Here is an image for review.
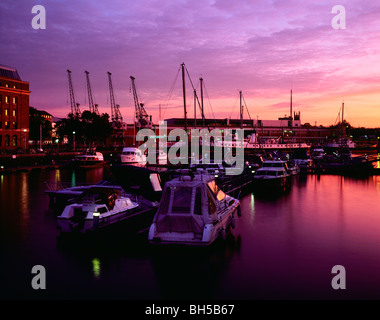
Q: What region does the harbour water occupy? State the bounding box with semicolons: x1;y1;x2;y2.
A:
1;166;380;300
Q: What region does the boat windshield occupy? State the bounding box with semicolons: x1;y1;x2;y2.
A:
263;162;284;167
158;186;202;215
207;180;225;201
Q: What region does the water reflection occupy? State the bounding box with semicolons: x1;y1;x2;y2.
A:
92;258;101;279
2;168;380;299
149;235;241;299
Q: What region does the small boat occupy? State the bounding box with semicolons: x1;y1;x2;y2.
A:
286;160;300;175
45;179;125;209
72;149;104;167
293;158;314;173
57;186;140;233
189;159;225;176
148;171;240;246
253;159;291;189
120;147;147;165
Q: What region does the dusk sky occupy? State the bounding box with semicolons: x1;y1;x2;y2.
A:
1;0;380;127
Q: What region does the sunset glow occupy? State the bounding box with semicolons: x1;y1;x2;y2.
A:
2;0;380;127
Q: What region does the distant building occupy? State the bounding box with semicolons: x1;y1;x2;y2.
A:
0;65;30;151
29;107;53;145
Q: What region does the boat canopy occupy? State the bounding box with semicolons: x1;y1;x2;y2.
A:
153;173;227;234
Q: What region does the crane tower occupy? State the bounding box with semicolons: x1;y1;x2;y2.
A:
107;72;123;124
130;76;152;128
85;70;99;115
67;69;81;116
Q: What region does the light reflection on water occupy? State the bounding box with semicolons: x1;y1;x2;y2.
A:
1;168;380;299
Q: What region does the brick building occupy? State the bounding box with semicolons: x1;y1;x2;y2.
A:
0;65;30;151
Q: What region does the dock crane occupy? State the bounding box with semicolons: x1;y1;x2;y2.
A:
85;70;99;115
130;76;152;128
67;69;81;116
107;72;123;125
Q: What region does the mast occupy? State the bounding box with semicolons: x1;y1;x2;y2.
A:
200;77;205;128
194;89;197;130
290;89;293;121
181;63;187;132
240;90;243;129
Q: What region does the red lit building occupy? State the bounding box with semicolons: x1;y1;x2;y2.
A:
0;65;30;151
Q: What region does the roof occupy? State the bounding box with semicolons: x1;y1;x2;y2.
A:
0;65;21;80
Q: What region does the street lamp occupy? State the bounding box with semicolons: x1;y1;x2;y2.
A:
23;129;27;152
73;131;76;152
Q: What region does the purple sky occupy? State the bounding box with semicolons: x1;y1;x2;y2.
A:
2;0;380;127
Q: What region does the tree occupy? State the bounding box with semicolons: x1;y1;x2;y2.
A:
55;111;113;148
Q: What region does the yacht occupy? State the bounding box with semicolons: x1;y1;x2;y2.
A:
72;149;104;167
148;171;240;246
57;186;139;233
120;147;147;165
253;160;291;189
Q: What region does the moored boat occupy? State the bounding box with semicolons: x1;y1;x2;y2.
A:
253;159;291;189
120;147;147;165
72;149;104;167
57;186;140;233
148;171;240;246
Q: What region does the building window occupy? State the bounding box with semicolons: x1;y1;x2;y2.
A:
12;97;17;104
5;84;9;88
5;96;9;103
5;121;9;129
12;135;17;147
12;109;16;117
5;109;8;116
13;85;17;89
12;121;17;129
4;135;9;147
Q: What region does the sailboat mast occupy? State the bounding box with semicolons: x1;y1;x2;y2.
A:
290;89;293;121
200;77;205;128
240;90;243;129
181;63;187;133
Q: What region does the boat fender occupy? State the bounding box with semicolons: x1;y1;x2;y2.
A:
237;205;242;218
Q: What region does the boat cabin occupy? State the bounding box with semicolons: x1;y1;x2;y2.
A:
153;173;228;235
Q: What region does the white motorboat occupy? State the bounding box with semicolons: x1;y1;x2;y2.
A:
120;147;147;165
148;172;240;246
57;186;139;233
72;149;104;167
253;160;291;189
45;179;125;209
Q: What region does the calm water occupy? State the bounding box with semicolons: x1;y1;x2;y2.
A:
1;166;380;300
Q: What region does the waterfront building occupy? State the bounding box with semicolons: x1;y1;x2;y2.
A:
162;116;332;146
0;65;30;152
29;107;53;146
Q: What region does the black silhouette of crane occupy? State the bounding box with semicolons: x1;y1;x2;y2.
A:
107;72;123;124
130;76;152;128
67;69;81;116
85;70;99;115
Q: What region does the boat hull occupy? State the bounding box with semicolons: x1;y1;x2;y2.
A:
57;202;148;234
148;202;240;246
253;176;290;189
